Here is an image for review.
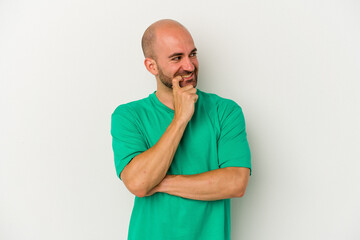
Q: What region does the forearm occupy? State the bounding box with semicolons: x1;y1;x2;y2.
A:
152;167;250;201
121;119;187;197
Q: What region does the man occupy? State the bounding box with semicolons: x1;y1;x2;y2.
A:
111;19;251;240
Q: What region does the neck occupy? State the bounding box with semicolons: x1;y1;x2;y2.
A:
155;79;175;110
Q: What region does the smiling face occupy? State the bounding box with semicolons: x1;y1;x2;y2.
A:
145;22;199;89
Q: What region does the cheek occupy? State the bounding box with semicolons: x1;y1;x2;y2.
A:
192;59;199;68
170;65;183;75
160;62;178;73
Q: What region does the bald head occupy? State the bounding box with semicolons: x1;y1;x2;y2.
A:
141;19;190;59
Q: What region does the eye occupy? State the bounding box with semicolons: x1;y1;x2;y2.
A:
190;52;197;57
171;56;181;61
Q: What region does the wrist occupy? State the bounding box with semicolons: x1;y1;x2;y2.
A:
158;175;177;193
170;117;188;131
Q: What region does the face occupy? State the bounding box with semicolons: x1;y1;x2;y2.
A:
153;27;199;89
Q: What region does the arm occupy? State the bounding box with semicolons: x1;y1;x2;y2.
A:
121;119;187;197
121;77;198;198
146;96;252;201
148;167;250;201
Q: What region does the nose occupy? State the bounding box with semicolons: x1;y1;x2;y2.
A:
182;57;195;72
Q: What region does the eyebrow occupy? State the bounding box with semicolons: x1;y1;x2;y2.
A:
168;48;197;59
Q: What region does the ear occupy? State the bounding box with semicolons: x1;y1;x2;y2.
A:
144;58;158;76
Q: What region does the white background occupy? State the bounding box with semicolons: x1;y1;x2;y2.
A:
1;0;359;239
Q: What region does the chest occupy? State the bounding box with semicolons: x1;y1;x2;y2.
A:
138;109;220;174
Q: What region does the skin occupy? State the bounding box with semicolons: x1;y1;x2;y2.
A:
121;19;250;200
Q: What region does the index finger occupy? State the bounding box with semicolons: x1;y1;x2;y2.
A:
172;75;183;90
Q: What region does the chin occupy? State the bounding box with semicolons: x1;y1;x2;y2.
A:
180;79;197;88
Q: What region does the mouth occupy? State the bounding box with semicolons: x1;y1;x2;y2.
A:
180;72;194;81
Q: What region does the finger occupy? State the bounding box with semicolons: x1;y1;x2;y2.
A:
187;87;197;94
181;84;195;91
172;76;183;90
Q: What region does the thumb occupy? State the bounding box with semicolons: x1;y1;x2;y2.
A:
172;75;183;90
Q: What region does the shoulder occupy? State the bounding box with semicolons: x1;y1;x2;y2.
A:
197;89;243;117
111;95;153;134
112;95;152;117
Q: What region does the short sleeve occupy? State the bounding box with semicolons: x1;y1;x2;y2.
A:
111;105;148;180
217;100;252;175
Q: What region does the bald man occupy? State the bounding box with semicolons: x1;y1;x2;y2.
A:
111;19;251;240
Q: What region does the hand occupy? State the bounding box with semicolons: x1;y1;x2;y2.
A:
144;186;158;197
144;175;172;197
144;180;165;197
172;76;198;124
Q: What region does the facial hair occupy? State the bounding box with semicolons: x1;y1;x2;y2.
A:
157;66;173;89
157;64;198;89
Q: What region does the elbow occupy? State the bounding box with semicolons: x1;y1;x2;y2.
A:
132;190;147;198
121;170;149;198
229;167;250;198
231;179;248;198
125;181;149;198
234;187;246;198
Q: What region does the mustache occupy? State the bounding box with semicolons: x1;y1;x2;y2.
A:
175;69;197;77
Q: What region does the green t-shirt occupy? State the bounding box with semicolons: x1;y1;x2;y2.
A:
111;89;251;240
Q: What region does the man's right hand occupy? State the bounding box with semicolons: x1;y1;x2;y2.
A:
172;76;198;124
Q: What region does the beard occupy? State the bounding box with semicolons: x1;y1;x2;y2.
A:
157;65;198;89
157;67;173;89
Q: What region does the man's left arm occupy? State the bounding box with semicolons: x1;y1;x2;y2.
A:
147;167;250;201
